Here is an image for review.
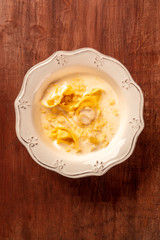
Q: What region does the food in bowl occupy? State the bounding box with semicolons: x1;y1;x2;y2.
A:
40;73;120;153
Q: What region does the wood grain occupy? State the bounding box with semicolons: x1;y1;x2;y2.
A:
0;0;160;239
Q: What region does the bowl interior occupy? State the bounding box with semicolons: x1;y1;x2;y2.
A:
32;65;128;163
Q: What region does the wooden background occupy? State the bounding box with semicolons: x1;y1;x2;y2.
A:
0;0;160;239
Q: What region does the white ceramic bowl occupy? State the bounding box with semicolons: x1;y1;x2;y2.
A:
14;48;144;178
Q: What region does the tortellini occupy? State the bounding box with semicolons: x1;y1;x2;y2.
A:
40;77;119;153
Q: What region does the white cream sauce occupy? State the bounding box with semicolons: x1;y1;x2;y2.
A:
40;73;120;154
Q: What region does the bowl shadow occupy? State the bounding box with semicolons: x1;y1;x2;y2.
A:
55;126;157;204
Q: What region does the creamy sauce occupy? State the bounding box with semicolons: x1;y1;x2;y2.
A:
39;73;120;154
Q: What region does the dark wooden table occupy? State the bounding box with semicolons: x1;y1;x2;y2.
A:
1;0;160;239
